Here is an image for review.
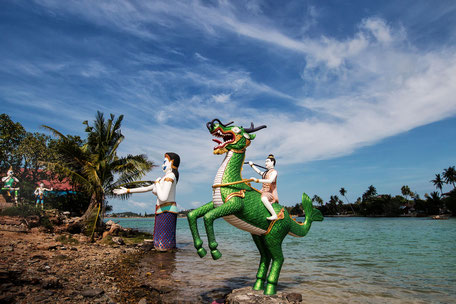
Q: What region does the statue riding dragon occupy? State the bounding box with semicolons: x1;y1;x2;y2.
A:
187;119;324;295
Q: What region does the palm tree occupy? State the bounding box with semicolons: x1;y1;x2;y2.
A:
43;112;154;235
401;185;412;201
339;187;355;215
312;194;324;207
362;185;377;201
431;174;444;195
443;166;456;188
329;195;340;214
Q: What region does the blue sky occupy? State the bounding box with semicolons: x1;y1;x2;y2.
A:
1;0;456;213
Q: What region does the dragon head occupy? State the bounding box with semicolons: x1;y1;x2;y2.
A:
207;118;267;154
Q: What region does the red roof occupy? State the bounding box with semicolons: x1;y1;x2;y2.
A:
15;168;75;191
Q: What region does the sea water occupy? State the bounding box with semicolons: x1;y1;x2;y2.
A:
107;217;456;303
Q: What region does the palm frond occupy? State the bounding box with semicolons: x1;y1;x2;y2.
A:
41;125;68;140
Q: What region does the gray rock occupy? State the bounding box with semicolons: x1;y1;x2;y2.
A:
286;293;302;303
138;297;148;304
81;288;105;297
111;237;125;245
226;287;303;304
42;276;63;289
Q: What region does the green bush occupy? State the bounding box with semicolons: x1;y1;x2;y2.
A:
45;191;91;215
39;216;53;231
0;204;41;217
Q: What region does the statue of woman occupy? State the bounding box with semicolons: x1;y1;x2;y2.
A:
34;182;53;209
1;167;20;204
114;152;180;251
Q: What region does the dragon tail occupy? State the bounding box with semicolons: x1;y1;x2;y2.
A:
289;193;324;237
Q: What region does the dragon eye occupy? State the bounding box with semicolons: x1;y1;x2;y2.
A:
232;127;240;133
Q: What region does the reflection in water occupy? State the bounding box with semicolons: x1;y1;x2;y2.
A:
109;217;456;303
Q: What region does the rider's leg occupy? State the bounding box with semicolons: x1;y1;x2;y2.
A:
261;195;278;221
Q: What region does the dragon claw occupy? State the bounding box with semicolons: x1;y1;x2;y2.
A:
197;247;207;258
253;279;265;290
210;249;222;260
264;283;277;295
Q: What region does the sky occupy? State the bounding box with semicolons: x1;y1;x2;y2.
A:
1;0;456;213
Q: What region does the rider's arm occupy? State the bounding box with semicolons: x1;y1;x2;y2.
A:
254;170;277;184
251;165;264;176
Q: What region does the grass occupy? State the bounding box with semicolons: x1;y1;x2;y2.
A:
55;234;79;245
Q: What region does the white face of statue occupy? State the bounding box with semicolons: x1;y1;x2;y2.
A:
162;157;172;173
40;183;44;187
265;158;274;170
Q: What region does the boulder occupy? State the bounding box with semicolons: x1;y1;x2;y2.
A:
105;220;116;227
225;287;303;304
109;224;122;236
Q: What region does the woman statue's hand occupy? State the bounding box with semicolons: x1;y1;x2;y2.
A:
113;187;128;195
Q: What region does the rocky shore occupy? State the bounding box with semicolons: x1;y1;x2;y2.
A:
0;214;182;304
1;214;305;304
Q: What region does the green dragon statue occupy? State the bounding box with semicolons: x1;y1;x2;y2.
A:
187;119;324;295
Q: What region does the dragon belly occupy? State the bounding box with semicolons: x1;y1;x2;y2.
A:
212;151;266;235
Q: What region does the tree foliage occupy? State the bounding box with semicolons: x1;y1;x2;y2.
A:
42;111;155;231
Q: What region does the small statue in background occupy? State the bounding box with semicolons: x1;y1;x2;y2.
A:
34;182;53;209
1;167;20;204
249;154;279;221
114;152;180;251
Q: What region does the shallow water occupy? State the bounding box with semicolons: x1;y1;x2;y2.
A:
107;217;456;303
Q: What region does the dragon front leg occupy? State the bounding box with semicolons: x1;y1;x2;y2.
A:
187;201;215;258
203;198;243;260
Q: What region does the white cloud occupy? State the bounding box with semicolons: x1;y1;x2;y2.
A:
127;200;149;209
190;201;203;208
194;52;209;62
212;93;231;103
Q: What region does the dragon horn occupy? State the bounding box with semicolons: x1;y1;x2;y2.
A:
207;118;234;131
243;122;267;133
